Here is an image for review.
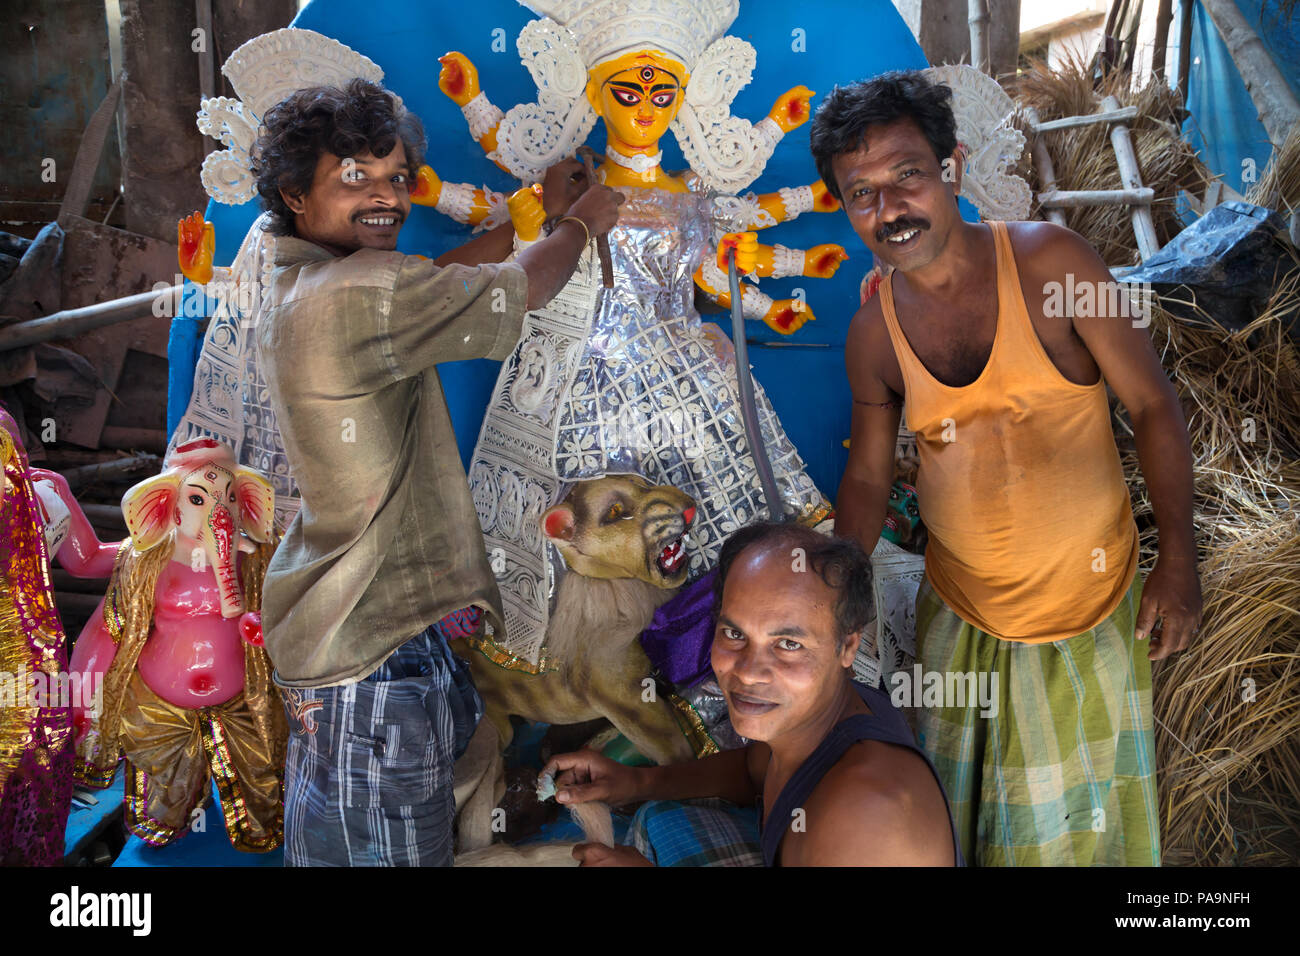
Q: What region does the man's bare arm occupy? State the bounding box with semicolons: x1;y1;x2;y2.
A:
431;221;514;267
515;183;623;311
836;301;902;555
1029;224;1201;658
543;744;759;809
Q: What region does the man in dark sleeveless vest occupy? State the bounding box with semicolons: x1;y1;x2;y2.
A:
542;523;962;866
814;72;1201;866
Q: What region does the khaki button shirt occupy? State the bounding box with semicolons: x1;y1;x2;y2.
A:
257;236;527;687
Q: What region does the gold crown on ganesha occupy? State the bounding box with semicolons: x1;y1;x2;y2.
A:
522;0;739;73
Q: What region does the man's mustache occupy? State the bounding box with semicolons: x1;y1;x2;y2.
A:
876;217;930;242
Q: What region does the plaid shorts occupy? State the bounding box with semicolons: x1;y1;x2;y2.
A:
279;617;483;867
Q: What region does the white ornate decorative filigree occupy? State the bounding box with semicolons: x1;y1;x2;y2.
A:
495;3;779;192
522;0;740;70
778;184;814;218
739;284;773;320
435;181;477;224
923;64;1031;222
462;92;506;142
670;37;782;193
496;16;599;182
770;244;803;279
710;191;776;232
194;29;388;204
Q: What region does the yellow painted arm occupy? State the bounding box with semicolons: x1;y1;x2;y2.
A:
693;261;815;336
438;52;509;173
747;180;842;228
411;165;500;227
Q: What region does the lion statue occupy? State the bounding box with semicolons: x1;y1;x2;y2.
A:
452;474;701;852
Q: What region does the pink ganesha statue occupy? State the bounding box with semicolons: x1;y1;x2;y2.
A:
62;438;287;851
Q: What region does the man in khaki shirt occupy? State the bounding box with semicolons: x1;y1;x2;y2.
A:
253;78;622;865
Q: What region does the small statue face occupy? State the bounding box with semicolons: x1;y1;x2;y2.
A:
591;52;685;151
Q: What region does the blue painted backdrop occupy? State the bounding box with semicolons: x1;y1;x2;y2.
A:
167;0;928;501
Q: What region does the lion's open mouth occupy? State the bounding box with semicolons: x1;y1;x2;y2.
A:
656;536;687;575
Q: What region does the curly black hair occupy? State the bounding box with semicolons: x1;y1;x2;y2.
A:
251;78;427;236
713;522;874;652
809;70;957;202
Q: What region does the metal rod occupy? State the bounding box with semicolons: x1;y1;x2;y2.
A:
726;248;785;522
0;286;181;351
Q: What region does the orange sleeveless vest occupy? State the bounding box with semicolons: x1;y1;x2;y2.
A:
878;221;1138;642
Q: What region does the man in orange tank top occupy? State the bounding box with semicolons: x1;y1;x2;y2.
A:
811;72;1201;866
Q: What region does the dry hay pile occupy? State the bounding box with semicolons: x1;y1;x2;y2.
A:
1246;125;1300;217
1009;54;1214;266
1113;253;1300;865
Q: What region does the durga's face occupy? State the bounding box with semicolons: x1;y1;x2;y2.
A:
589;51;687;151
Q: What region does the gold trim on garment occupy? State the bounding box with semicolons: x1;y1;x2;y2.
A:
665;690;719;757
464;630;561;675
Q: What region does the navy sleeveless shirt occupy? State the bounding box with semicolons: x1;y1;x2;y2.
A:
759;681;965;866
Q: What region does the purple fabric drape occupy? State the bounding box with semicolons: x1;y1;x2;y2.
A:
639;569;718;688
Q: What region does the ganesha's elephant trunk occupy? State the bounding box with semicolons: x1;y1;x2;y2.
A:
204;502;244;619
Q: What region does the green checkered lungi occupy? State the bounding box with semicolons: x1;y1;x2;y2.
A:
913;572;1160;866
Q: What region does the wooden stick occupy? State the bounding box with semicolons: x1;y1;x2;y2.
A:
0;286;182;351
968;0;990;75
1102;94;1162;260
576;147;613;288
1039;187;1155;207
1030;106;1139;133
1176;0;1194;106
1024;107;1068;227
1152;0;1174;80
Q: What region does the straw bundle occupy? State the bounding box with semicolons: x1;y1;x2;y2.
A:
1246;125;1300;216
1114;255;1300;865
1009;53;1214;265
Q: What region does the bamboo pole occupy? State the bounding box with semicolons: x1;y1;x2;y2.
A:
0;286;182;351
1177;0;1194;105
1152;0;1174;80
1200;0;1300;145
1030;106;1140;132
968;0;990;75
1102;94;1162;260
1039;187;1155;207
1024;106;1068;227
